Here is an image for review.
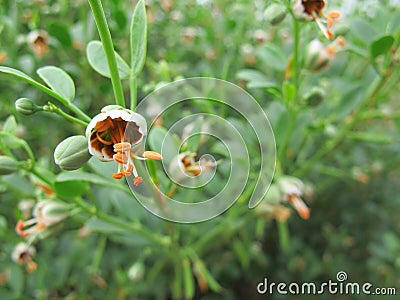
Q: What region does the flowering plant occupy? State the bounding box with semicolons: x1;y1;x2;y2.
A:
0;0;399;298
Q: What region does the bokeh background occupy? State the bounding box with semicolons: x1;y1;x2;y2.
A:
0;0;399;299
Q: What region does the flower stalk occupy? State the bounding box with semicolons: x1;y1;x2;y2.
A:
88;0;125;107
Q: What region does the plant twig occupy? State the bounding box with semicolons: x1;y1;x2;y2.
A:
88;0;125;107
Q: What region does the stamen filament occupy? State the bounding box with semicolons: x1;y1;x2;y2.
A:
96;131;113;145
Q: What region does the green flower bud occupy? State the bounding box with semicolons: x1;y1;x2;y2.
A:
54;135;91;170
303;87;326;107
304;39;331;71
34;200;70;225
0;156;18;175
128;261;145;282
324;124;337;137
15;98;40;115
264;4;287;25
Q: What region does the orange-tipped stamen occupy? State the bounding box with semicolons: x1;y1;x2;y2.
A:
328;11;341;19
96;131;113;145
114;142;131;152
16;220;46;237
113;153;129;164
26;261;37;273
288;195;310;220
112;172;124;179
133;176;143;186
336;36;346;46
143;151;163;160
16;220;28;237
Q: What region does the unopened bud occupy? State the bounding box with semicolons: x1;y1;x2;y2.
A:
324;124;337;137
303;87;326;107
35;200;70;225
54;135;91;170
264;4;287;25
0;156;18;175
15;98;41;115
128;262;145;281
304;39;331;71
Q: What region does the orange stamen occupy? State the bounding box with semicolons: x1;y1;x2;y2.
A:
336;36;346;46
326;46;336;56
288;195;310;220
96;131;113;145
112;172;124;179
133;177;143;186
27;261;37;273
117;122;125;141
327;30;334;40
143;151;163;160
106;117;115;128
327;17;333;28
16;220;28;237
108;128;120;144
114;142;131;152
95;120;110;132
113;153;129;164
328;11;341;19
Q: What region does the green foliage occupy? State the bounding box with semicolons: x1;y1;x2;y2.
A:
37;66;76;102
86;41;130;79
130;0;147;76
0;0;399;299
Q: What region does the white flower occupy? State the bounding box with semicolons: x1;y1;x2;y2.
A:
85;105;147;161
11;242;37;272
278;176;310;220
85;105;161;186
16;200;70;238
292;0;341;39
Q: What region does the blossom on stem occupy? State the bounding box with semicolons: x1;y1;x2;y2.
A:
278;176;310;220
16;200;70;238
11;242;37;273
85;105;162;186
292;0;340;39
305;36;345;71
27;30;49;57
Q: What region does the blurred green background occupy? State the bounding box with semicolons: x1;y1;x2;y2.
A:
0;0;400;299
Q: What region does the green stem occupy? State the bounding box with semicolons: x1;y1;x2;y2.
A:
31;168;52;186
89;236;107;274
95;210;168;246
46;103;89;126
294;74;390;177
88;0;125;107
0;132;36;170
277;9;301;172
292;17;300;91
1;71;91;122
277;109;297;169
69;194;168;246
130;73;137;110
277;220;290;253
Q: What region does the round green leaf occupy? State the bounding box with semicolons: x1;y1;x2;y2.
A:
86;41;130;79
37;66;76;102
370;35;395;59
